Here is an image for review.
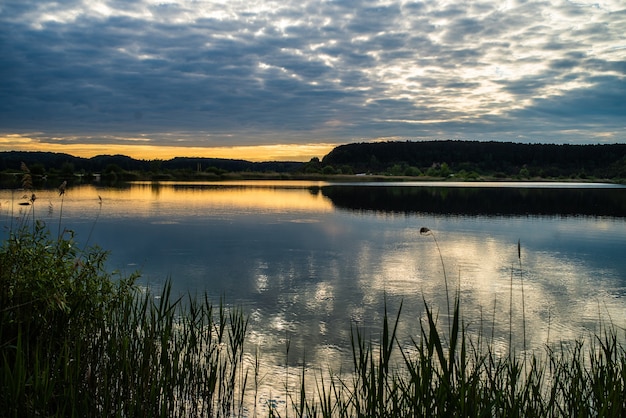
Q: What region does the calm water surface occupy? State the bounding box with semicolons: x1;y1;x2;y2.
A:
3;180;626;408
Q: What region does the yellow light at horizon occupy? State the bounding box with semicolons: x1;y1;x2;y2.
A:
0;134;337;162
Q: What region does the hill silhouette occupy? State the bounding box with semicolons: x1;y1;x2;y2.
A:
2;140;626;180
0;152;302;174
322;140;626;179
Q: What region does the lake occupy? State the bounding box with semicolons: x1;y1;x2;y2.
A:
3;180;626;409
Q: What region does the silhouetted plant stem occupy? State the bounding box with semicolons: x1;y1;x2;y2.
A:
547;306;551;345
83;195;102;251
420;227;450;333
285;331;291;418
510;266;514;358
518;239;527;355
492;294;497;346
57;192;64;240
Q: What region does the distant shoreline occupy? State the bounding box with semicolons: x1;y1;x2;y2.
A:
2;171;624;189
2;141;626;185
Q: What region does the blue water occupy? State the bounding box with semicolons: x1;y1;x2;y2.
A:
3;180;626;407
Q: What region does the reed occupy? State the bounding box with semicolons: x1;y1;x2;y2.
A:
16;162;37;234
279;229;625;417
1;212;249;417
419;227;451;331
281;298;625;418
56;180;66;241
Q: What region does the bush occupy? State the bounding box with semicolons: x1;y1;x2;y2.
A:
0;221;136;415
1;222;129;343
1;219;248;416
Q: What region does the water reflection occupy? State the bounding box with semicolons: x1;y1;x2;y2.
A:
322;183;626;216
1;181;625;412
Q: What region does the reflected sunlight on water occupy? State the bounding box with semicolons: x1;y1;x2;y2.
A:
2;181;334;223
128;181;334;215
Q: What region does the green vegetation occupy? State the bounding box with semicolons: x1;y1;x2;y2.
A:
2;177;625;416
290;301;626;417
322;141;626;181
0;152;305;185
3;140;626;184
1;221;249;417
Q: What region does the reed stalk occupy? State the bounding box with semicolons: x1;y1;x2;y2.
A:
420;227;451;333
519;239;527;354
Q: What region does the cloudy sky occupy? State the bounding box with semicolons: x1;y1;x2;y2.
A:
1;0;624;161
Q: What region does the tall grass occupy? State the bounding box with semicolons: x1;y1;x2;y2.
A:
276;229;625;417
0;222;250;417
1;183;249;417
2;182;625;417
279;297;625;417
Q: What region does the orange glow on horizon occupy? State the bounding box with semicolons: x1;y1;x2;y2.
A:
0;134;338;162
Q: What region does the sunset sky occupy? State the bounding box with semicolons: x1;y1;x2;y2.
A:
1;0;624;161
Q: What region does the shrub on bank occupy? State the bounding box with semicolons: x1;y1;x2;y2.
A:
1;221;248;417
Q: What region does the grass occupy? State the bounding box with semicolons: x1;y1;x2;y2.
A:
1;181;249;417
0;225;251;417
278;297;625;418
1;179;625;416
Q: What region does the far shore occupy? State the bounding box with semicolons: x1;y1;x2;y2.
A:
2;170;626;188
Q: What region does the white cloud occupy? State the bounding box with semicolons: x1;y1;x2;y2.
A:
0;0;624;153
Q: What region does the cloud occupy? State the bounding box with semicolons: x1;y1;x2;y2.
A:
0;0;624;157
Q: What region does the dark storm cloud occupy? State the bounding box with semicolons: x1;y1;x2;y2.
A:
0;0;624;149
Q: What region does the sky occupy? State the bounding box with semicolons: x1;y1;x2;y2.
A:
1;0;625;162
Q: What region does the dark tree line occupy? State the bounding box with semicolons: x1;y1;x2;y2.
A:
322;140;626;179
0;152;303;175
2;140;626;180
162;157;301;172
0;152;150;173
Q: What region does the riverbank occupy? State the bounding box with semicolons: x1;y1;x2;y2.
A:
2;170;625;189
